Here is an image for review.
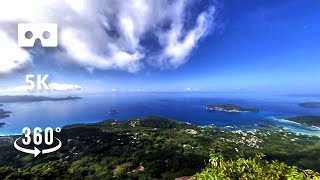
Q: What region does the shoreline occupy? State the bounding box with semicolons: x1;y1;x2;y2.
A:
274;117;320;129
273;117;320;135
2;117;320;137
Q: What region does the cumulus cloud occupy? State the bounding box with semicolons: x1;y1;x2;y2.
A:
0;33;31;73
156;5;215;68
0;0;215;74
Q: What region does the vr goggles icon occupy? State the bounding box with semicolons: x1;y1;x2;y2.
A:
18;23;58;47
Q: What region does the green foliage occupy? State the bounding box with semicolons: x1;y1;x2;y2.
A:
131;116;193;129
193;150;320;180
284;116;320;127
0;116;320;179
0;161;71;180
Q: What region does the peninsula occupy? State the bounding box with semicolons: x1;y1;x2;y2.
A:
204;104;259;112
299;102;320;107
280;115;320;127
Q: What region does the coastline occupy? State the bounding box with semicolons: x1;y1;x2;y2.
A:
273;117;320;136
274;117;320;128
1;116;320;137
274;118;302;126
1;115;320;179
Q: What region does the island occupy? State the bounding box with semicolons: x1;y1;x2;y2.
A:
0;105;11;128
0;122;6;128
0;107;11;119
204;104;259;112
280;115;320;127
0;95;81;103
299;102;320;107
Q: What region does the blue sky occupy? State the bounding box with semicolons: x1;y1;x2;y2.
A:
0;0;319;94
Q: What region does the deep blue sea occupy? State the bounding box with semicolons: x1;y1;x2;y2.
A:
1;93;320;136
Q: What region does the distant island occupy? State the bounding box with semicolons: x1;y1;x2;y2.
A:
299;102;320;107
204;104;259;112
0;95;81;103
0;122;6;128
279;115;320;127
0;107;11;119
0;105;11;128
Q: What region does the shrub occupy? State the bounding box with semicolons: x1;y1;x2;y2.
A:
193;150;320;180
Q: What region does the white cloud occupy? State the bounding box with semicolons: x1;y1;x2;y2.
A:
49;83;82;91
185;87;200;91
0;0;215;74
0;33;31;73
159;7;215;68
6;85;29;92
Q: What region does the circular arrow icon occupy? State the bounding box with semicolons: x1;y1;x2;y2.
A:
14;138;41;157
42;138;62;154
14;137;62;157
